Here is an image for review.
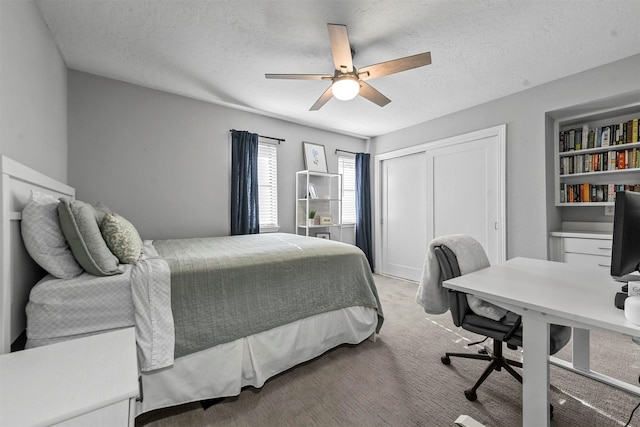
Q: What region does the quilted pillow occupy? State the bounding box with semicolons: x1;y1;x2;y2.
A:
20;191;83;279
57;197;122;276
100;213;143;264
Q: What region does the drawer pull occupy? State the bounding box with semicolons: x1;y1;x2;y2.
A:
598;247;612;250
598;264;611;268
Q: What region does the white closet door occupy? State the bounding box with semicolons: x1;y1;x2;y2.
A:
426;135;502;265
376;125;505;281
380;152;427;281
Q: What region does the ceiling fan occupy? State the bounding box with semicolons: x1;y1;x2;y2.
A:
265;23;432;111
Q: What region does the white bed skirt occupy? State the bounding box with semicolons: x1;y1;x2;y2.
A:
137;306;377;415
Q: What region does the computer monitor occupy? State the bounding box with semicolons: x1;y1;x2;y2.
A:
611;191;640;278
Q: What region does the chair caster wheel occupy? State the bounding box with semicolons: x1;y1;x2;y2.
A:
478;348;488;355
464;389;477;401
441;356;451;365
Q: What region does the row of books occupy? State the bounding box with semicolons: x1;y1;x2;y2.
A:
560;183;640;204
560;148;639;175
559;117;639;152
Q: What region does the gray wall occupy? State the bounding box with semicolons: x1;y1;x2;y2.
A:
0;0;68;181
4;0;638;258
67;70;366;240
371;54;640;260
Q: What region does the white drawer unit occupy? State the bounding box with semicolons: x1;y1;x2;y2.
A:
0;328;138;427
562;237;613;257
549;228;613;271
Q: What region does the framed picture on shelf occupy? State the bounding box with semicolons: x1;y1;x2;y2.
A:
303;141;328;173
319;214;332;224
308;183;318;199
315;232;331;239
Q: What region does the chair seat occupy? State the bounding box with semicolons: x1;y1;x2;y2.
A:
463;311;571;355
462;312;522;346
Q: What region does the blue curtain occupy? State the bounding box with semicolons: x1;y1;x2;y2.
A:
355;153;374;271
230;130;260;235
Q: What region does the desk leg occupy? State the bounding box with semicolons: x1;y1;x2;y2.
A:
522;311;550;427
572;327;590;371
550;329;640;396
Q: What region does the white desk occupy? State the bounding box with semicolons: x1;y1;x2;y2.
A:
443;257;640;427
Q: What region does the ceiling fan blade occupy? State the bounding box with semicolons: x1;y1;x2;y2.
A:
309;86;333;111
327;24;353;73
265;73;332;80
358;81;391;107
359;52;431;81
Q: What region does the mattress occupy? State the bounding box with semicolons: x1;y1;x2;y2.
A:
25;266;135;344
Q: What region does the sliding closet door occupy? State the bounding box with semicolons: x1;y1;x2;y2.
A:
425;134;503;265
380;152;427;281
376;125;505;280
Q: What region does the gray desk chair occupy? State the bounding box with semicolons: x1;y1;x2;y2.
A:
434;244;572;403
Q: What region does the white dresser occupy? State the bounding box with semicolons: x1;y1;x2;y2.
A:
549;222;613;271
0;328;138;427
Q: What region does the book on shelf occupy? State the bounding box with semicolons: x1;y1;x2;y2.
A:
610;151;617;170
601;126;611;147
588;128;596;148
560;148;639;175
582;183;590;202
559;116;639;153
560;183;640;204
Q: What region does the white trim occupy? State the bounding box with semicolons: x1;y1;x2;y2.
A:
374;125;507;273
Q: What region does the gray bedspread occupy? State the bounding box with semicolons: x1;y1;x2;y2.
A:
153;233;383;359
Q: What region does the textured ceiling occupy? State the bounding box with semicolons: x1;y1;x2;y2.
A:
36;0;640;138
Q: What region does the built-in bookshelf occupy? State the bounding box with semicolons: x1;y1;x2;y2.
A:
554;101;640;206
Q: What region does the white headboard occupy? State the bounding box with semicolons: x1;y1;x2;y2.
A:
0;156;75;354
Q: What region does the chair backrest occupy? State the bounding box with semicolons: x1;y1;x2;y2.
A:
434;245;470;328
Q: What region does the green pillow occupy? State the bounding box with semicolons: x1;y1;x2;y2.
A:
57;197;122;276
100;213;143;264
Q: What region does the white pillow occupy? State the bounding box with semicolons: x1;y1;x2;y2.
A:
21;191;83;279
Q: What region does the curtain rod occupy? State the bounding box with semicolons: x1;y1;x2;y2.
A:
335;149;357;155
229;129;284;144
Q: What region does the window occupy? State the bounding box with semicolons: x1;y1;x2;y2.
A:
257;142;278;230
338;155;356;224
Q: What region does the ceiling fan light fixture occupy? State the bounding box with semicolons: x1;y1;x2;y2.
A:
332;76;360;101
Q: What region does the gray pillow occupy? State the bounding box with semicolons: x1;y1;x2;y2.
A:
100;213;143;264
20;191;84;279
57;197;122;276
92;202;113;223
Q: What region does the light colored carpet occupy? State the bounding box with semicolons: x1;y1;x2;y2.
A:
136;274;640;426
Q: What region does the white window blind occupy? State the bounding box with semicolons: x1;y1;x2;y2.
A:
258;142;278;229
338;155;356;224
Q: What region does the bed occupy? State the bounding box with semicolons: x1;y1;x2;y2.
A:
0;155;383;416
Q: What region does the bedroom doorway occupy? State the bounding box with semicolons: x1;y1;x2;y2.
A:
375;125;506;281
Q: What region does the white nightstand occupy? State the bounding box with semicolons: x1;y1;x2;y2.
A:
0;328;138;427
